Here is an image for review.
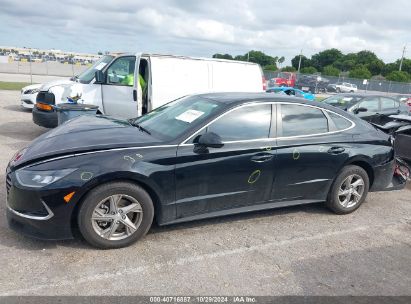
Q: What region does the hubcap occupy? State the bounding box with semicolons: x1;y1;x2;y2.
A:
91;194;143;241
338;174;365;208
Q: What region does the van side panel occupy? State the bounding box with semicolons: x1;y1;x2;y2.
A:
150;57;210;108
150;56;264;109
211;62;263;93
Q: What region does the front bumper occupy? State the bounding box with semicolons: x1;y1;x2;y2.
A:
20;94;37;109
32;106;58;128
6;171;75;240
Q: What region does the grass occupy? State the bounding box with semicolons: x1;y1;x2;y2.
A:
0;81;35;91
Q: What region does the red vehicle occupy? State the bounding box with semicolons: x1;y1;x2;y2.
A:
269;72;296;88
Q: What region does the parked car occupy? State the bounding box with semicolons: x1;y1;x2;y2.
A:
32;53;265;128
327;82;358;93
295;74;329;93
20;84;41;109
323;94;409;125
394;94;411;113
6;93;405;248
266;86;315;101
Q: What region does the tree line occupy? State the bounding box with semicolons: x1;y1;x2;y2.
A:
212;49;411;83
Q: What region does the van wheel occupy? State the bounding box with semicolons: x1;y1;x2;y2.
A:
78;182;154;249
326;165;369;214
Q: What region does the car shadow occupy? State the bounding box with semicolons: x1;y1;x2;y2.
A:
0;121;47;141
0;202;330;251
1;203;330;251
150;202;329;235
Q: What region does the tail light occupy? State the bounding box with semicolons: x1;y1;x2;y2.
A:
262;76;267;91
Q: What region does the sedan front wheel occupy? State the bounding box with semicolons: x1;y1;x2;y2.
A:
78;182;154;249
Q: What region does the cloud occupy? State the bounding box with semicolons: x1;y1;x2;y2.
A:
0;0;409;63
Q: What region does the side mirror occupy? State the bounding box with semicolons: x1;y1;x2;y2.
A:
197;132;224;148
95;70;104;84
354;107;367;114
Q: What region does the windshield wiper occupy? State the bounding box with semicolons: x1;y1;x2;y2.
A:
128;119;151;135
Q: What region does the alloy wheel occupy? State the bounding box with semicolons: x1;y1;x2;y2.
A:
337;174;365;208
91;194;143;240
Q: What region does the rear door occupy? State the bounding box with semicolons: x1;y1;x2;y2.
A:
354;96;380;123
175;103;276;219
272;103;353;202
377;97;401;125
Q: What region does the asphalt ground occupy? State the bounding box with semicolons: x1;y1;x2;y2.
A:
0;90;410;296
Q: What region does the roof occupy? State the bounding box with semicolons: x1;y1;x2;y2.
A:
195;92;305;104
194;92;348;115
110;52;260;66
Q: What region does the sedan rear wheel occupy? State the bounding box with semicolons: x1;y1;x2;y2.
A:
78;182;154;249
326;165;369;214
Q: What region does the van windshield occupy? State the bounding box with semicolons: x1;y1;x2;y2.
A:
130;96;224;141
77;55;114;84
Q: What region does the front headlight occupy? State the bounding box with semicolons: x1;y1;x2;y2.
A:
16;168;77;188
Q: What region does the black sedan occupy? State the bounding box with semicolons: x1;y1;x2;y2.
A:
6;93;405;248
322;94;409;125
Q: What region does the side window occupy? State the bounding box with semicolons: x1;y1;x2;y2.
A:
207;104;272;141
358;98;379;112
380;98;398;110
281;104;328;137
328;112;353;130
106;56;135;86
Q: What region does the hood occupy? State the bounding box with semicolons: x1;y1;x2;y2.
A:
40;79;74;91
22;83;42;91
11;115;162;168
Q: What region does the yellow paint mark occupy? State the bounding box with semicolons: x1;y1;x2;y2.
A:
248;170;261;184
63;191;75;203
293;149;300;160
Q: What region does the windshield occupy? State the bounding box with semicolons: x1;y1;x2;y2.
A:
77;55;114;83
131;96;225;141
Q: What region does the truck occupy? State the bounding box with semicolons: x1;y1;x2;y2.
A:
30;53;266;128
268;72;296;88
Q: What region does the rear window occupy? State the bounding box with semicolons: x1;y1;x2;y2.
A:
281;104;328;137
328;112;353;130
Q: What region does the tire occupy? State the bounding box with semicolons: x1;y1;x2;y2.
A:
326;165;370;214
336;88;341;93
78;182;154;249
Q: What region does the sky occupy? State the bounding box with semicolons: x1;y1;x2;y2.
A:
0;0;410;64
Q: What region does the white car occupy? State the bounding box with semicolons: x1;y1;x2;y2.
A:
335;82;358;93
20;83;42;109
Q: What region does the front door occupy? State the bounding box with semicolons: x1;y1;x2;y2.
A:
175;103;276;219
101;56;138;118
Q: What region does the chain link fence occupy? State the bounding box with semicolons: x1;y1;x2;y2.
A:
0;61;89;77
264;71;411;95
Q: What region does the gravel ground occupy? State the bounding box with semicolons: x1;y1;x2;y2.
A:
0;90;410;296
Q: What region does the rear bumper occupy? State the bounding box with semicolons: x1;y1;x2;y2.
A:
32;106;58;128
370;159;407;192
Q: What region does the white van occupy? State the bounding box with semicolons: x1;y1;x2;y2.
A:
31;53;266;128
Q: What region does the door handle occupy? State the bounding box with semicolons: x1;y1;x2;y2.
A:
251;153;273;163
327;147;345;154
133;89;137;102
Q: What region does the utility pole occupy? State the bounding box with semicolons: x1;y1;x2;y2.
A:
297;49;303;73
399;45;406;71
